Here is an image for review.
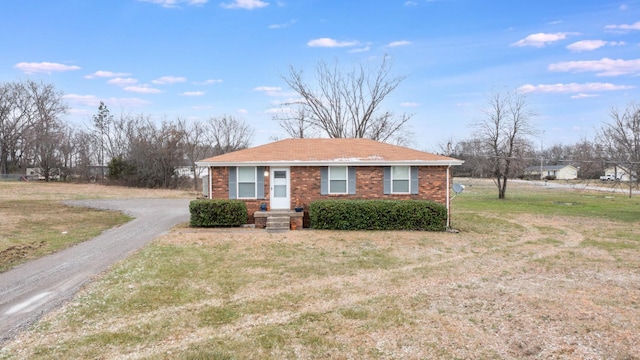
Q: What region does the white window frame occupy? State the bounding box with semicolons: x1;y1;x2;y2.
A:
237;166;257;199
391;166;411;194
328;166;348;194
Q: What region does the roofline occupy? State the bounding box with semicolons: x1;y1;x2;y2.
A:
195;160;464;167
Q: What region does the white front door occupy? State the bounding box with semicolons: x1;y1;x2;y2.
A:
270;168;290;210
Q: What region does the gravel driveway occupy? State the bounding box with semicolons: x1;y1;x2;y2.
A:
0;198;191;345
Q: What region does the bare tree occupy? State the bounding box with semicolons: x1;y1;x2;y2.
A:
277;54;412;142
272;104;318;139
24;80;68;181
177;118;215;190
0;81;33;175
474;89;537;199
72;130;96;182
599;102;640;197
208;115;253;154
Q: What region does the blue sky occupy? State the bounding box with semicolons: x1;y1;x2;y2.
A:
2;0;639;151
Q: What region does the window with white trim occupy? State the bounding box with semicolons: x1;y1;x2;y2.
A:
391;166;410;193
237;166;256;198
329;166;348;194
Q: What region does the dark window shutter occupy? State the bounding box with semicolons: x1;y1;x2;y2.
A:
411;166;419;195
383;167;391;194
320;167;328;195
256;166;265;199
228;167;237;199
348;167;356;194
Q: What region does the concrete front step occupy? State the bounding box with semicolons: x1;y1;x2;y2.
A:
254;210;303;231
266;215;290;233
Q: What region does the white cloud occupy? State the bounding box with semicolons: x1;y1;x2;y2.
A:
63;94;102;107
518;82;634;94
152;76;187;84
84;70;131;79
63;94;150;107
264;107;290;114
269;19;296;29
404;1;418;6
605;21;640;32
14;62;80;74
124;85;164;94
511;32;577;47
181;91;205;96
566;40;607;52
237;109;249;114
400;102;420;107
570;93;600;99
220;0;268;10
549;58;640;76
253;86;286;96
138;0;208;8
566;40;625;52
349;46;370;53
194;79;223;85
253;86;281;92
387;40;411;47
307;37;359;48
107;77;139;86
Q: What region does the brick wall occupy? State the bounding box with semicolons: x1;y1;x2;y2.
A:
209;166;268;224
209;165;450;225
289;166;449;210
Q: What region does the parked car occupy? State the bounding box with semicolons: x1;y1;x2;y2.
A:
599;174;619;181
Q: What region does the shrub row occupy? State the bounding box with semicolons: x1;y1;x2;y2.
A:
189;199;247;227
309;199;447;231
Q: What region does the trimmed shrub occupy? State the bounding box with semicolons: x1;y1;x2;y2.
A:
309;199;447;231
189;199;247;227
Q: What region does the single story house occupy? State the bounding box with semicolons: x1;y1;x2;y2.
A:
604;165;637;182
524;165;578;180
195;138;464;229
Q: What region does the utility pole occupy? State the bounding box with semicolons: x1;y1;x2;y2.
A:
540;131;545;180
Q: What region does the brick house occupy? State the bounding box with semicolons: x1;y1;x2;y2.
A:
196;138;463;230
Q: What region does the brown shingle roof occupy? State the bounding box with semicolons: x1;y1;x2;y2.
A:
197;138;463;166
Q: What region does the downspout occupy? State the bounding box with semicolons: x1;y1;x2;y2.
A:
208;166;213;199
446;163;451;229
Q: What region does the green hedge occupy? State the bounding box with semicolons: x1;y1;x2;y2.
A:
189;199;248;227
309;199;447;231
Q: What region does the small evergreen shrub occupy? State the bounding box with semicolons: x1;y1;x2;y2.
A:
309;199;447;231
189;199;247;227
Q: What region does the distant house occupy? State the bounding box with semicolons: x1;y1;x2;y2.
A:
174;165;206;179
604;165;637;182
25;167;61;181
196;138;464;229
524;165;578;180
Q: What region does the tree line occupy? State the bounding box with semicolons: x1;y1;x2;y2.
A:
0;79;253;189
2;57;638;198
448;89;639;198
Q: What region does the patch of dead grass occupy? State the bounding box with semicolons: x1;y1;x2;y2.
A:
3;212;639;359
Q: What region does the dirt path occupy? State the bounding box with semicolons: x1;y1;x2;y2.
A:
0;199;191;345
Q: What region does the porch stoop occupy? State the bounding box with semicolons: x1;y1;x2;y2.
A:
254;210;304;232
266;214;290;233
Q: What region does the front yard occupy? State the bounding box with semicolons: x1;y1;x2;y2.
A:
1;179;639;359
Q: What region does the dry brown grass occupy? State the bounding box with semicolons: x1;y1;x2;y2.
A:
0;182;195;271
1;180;639;359
0;181;197;201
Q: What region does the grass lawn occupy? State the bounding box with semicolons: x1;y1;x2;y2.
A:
1;179;639;359
0;182;195;272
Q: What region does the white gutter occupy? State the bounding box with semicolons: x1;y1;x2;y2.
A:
195;160;464;167
446;164;451;229
208;167;213;199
